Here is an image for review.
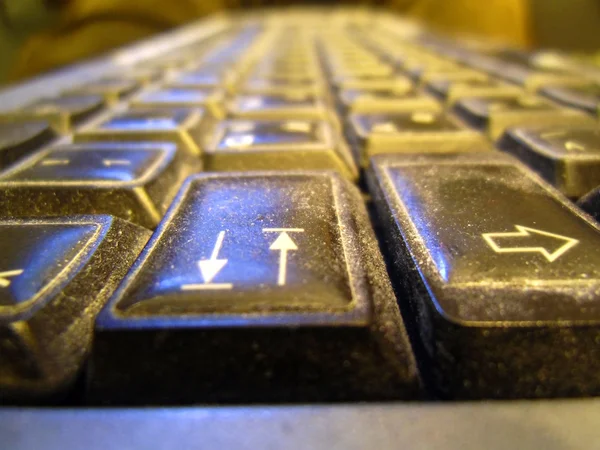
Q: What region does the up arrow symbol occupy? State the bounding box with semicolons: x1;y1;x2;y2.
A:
269;231;298;286
482;225;579;262
197;231;228;283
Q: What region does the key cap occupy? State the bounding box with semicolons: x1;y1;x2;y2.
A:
228;93;329;120
240;78;323;96
75;109;207;156
368;152;600;399
0;120;56;169
130;88;224;118
3;95;105;134
454;94;594;139
408;67;488;84
0;215;150;401
65;78;138;104
499;127;600;198
540;83;600;116
426;78;523;104
335;76;413;92
501;69;585;92
348;110;488;167
205;120;357;180
172;69;234;89
341;91;438;114
0;142;199;228
331;71;395;87
578;186;600;222
90;172;420;404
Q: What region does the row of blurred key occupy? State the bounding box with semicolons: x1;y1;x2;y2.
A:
0;20;599;215
1;12;600;404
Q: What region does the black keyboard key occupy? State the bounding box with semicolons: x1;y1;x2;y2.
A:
172;70;228;89
348;110;488;167
0;215;150;401
90;172;419;404
228;93;329;120
130;88;224;118
368;152;600;399
4;95;104;134
408;67;487;84
0;143;199;227
426;78;522;104
338;90;427;113
500;127;600;198
206;120;357;179
76;109;207;156
241;78;323;96
66;78;138;104
454;94;593;138
0;120;56;169
540;83;600;116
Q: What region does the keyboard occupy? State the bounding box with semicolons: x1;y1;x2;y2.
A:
1;8;600;449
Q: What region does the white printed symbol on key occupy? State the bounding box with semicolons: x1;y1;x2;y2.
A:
224;134;255;148
482;225;578;262
0;269;23;288
102;159;131;167
264;228;304;286
181;231;232;291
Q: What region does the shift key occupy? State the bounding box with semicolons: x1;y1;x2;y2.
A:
367;152;600;400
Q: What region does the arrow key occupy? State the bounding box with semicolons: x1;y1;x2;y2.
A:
91;172;420;404
368;152;600;399
0;216;150;401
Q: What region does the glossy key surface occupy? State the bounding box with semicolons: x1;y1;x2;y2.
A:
426;78;523;104
500;127;600;198
0;143;200;227
76;109;207;156
368;152;600;399
91;172;419;404
0;216;150;401
454;94;593;139
205;120;357;179
348;110;488;166
130;88;224;118
0;121;56;169
228;93;328;120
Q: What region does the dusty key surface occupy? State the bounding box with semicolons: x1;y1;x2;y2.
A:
348;110;488;167
205;120;357;179
76;108;208;156
90;172;419;404
499;126;600;198
367;152;600;399
0;143;200;228
0;216;150;402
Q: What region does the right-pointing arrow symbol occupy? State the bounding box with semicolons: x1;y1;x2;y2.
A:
482;225;579;262
269;231;298;286
197;231;228;283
